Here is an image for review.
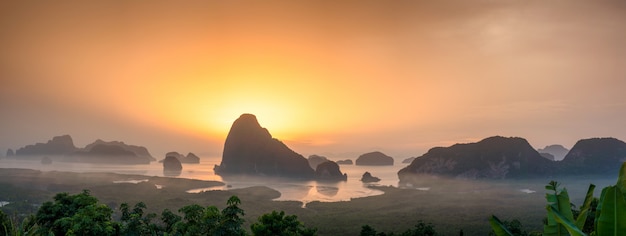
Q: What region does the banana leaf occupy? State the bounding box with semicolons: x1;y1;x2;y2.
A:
489;215;514;236
575;184;596;229
595;185;607;234
547;205;587;236
595;186;626;235
617;162;626;200
544;181;575;236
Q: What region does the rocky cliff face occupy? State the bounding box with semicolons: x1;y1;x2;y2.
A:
402;157;416;164
215;114;315;179
561;138;626;175
308;155;329;169
15;135;77;156
315;161;347;181
355;152;394;166
163;156;183;171
398;136;553;182
163;156;182;176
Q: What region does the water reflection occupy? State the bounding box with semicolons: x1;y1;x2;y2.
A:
315;185;339;197
0;158;396;203
163;169;182;177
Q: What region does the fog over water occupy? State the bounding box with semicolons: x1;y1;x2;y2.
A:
0;157;401;204
1;156;618;208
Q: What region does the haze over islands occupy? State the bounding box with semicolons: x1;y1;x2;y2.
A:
1;0;625;158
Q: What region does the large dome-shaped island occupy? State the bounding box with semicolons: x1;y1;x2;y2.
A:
214;114;315;179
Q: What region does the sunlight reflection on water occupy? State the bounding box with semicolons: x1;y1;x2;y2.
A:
0;157;404;203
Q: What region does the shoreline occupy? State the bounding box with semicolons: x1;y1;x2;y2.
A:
1;167;577;235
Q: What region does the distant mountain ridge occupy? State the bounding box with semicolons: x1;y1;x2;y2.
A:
398;136;553;183
559;137;626;175
15;135;77;156
537;144;569;161
84;139;155;161
399;136;626;184
11;135;154;164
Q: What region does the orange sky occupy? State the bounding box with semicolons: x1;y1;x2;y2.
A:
1;0;626;159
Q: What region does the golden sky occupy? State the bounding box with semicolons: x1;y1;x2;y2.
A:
1;0;625;158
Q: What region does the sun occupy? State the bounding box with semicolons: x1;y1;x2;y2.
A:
210;99;299;139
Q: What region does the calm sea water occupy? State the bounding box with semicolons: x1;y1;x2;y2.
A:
0;157;406;205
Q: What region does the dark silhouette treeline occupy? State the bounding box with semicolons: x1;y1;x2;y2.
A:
0;190;317;236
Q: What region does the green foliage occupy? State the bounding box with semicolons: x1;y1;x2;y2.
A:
120;202;158;236
219;195;246;236
544;181;577;236
359;221;436;236
0;209;12;236
360;225;379;236
595;162;626;236
546;205;586;236
160;208;181;233
489;215;514;236
572;197;599;234
0;212;38;236
169;204;220;235
66;204;118;236
160;195;246;236
251;210;317;236
491;162;626;236
35;190;118;236
575;184;596;230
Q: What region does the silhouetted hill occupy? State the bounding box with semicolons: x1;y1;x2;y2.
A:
539;152;555;161
13;135;154;164
163;156;183;171
84;139;155;161
398;136;553;182
215;114;315;179
70;144;151;164
537;144;569;161
161;152;200;164
402;157;416;164
308;155;329;169
361;172;381;183
163;156;183;177
355;151;394;166
315;161;347;181
183;152;200;164
560;138;626;175
336;159;353;165
15;135;77;156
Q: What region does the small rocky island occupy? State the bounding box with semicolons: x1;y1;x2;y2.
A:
360;172;381;183
315;161;347;181
336;159;353;165
355;151;394;166
161;152;200;164
163;155;183;176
